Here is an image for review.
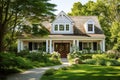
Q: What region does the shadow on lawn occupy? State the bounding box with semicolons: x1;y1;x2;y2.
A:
41;64;120;80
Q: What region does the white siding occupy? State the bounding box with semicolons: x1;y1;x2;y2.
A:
51;11;73;34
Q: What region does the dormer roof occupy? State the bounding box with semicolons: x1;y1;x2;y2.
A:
52;11;74;23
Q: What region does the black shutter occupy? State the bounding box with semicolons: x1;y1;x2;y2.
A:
29;42;32;51
79;42;82;50
93;42;97;50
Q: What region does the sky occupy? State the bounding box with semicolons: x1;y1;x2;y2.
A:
49;0;96;15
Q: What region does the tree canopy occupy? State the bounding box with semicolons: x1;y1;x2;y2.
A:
0;0;56;52
69;0;120;51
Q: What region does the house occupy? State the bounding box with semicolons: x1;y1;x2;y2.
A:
18;11;105;58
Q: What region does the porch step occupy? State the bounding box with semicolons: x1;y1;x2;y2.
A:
61;58;68;62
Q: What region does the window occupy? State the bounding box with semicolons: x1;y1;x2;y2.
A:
34;43;38;50
66;24;69;31
93;42;97;50
54;25;58;31
59;24;64;31
88;24;93;31
83;42;88;49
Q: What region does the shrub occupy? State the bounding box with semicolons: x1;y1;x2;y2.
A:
14;57;33;69
43;68;57;76
0;52;34;75
106;50;120;59
50;52;61;65
51;52;61;60
83;59;96;64
59;66;69;70
92;54;107;60
74;58;82;64
17;50;29;57
84;54;120;66
0;52;16;70
25;52;49;62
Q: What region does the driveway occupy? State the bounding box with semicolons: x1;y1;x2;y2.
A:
7;58;69;80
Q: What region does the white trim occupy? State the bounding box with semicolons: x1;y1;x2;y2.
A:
52;23;73;34
84;19;95;33
46;40;48;52
53;11;74;23
20;38;105;41
49;40;52;53
102;39;105;52
17;40;21;52
21;40;23;50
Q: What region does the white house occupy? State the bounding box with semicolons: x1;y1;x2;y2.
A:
18;11;105;58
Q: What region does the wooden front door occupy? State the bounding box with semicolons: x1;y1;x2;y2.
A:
54;43;70;58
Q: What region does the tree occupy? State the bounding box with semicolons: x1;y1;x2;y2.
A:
69;0;120;51
0;0;56;52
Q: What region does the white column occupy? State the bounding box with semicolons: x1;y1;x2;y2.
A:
21;40;24;50
73;40;76;51
102;39;105;52
100;40;102;51
49;40;52;53
77;40;79;51
46;40;48;52
73;40;76;46
17;39;21;52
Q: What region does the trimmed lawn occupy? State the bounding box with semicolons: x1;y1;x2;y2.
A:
41;64;120;80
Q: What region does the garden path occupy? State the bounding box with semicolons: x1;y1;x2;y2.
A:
7;58;69;80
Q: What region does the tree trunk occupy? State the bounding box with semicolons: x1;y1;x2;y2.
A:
0;24;6;52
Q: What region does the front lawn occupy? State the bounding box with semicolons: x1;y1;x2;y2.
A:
41;64;120;80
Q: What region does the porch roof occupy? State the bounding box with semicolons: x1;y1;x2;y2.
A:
18;34;105;40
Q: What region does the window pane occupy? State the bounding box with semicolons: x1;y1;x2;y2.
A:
66;24;69;31
88;24;93;31
54;25;58;31
34;43;38;50
59;24;64;31
83;42;88;49
93;42;97;50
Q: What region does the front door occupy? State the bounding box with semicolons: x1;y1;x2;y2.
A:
54;43;70;58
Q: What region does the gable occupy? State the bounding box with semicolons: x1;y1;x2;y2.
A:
53;11;74;23
51;11;74;34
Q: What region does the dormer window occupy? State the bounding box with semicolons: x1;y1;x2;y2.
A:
52;11;74;34
54;25;58;31
66;24;69;31
53;24;70;32
84;19;95;33
88;24;93;31
59;24;64;31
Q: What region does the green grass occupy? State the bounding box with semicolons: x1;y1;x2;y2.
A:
41;64;120;80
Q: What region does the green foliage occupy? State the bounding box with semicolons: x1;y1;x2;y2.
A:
0;0;56;52
25;52;49;62
67;52;94;64
59;66;69;70
41;64;120;80
83;59;96;64
106;50;120;59
0;52;33;75
14;57;33;69
0;51;61;75
84;54;120;66
49;52;61;65
43;68;57;76
69;0;120;51
17;50;30;57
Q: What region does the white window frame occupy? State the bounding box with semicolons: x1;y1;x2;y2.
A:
53;23;70;32
85;19;95;33
54;24;58;31
66;24;70;31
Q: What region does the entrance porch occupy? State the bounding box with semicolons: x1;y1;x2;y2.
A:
18;39;105;58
